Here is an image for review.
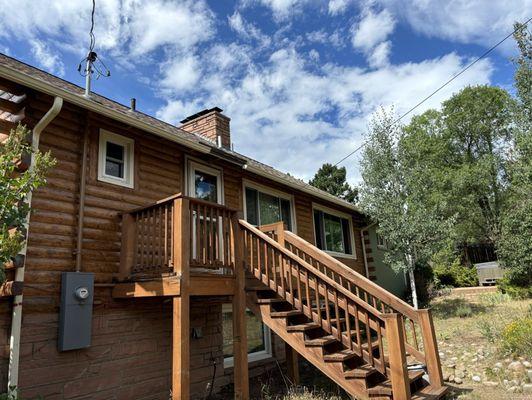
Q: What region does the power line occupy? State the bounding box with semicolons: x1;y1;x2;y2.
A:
333;16;532;167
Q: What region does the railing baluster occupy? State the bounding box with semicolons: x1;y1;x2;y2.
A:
304;269;311;317
324;284;331;332
314;276;322;328
333;290;341;342
364;310;373;367
344;296;353;350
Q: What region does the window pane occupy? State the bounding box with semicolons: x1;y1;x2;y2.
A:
106;142;124;161
195;171;218;203
258;192;281;225
341;218;352;254
245;188;259;225
222;304;266;358
280;198;292;231
324;213;344;253
314;210;323;250
105;159;124;178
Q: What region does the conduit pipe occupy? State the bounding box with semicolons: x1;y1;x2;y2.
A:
8;96;63;390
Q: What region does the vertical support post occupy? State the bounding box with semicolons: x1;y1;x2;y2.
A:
418;309;444;389
173;198;190;400
119;213;136;280
382;314;411;400
232;216;249;400
285;343;300;385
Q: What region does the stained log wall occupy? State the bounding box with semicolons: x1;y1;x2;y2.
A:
0;80;367;397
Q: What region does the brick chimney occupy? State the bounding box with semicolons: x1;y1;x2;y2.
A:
180;107;231;149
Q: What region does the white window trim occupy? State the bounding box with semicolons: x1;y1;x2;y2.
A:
97;129;134;188
242;179;297;234
312;203;357;260
186;158;224;204
224;324;272;368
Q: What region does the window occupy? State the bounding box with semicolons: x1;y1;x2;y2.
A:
187;160;223;204
98;130;134;188
313;206;355;258
222;304;272;367
244;183;294;231
377;233;388;249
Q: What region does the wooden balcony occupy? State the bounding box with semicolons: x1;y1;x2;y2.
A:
113;194;241;298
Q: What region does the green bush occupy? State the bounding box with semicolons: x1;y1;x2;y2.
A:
432;257;478;288
498;277;532;299
501;317;532;359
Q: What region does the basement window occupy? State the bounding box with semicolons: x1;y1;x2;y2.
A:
313;205;355;258
98;129;134;188
222;303;272;367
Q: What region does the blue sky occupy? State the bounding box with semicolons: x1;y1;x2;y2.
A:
0;0;530;184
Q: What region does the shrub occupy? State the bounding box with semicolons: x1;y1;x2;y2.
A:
433;257;478;288
501;317;532;359
498;277;532;299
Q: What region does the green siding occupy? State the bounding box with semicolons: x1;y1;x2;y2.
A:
367;226;407;298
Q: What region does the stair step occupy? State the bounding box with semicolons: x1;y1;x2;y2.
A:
270;310;303;318
368;370;426;396
286;322;320;332
323;349;358;362
304;335;337;347
411;385;448;400
344;364;377;379
256;298;287;304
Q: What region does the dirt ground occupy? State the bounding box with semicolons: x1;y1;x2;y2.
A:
430;289;531;400
223;289;532;399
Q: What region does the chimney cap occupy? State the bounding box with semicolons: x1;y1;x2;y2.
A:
180;107;223;124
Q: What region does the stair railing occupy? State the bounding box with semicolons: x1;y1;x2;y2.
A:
257;221;444;391
240;219;414;395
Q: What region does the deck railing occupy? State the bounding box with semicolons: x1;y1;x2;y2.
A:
119;194;238;280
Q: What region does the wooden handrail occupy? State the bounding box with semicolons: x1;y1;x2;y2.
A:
240;220;384;319
283;230;419;322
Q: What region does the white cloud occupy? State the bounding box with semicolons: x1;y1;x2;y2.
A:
376;0;531;54
228;11;271;47
157;47;493;184
30;40;65;76
246;0;311;21
160;55;201;93
351;8;396;67
351;8;396;51
367;40;391;68
328;0;352;15
0;0;214;56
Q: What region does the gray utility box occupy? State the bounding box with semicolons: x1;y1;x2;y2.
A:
475;261;503;286
58;272;94;351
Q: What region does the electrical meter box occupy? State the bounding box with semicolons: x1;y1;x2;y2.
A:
58;272;94;351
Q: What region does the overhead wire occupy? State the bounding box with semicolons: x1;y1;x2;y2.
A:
332;16;532;167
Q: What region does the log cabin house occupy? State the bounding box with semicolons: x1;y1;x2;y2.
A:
0;53;446;400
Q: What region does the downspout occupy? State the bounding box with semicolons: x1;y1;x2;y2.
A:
8;96;63;390
75;114;90;272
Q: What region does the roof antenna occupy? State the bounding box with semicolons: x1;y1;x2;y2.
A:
77;0;110;98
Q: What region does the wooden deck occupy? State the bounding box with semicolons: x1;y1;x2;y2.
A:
113;194;446;400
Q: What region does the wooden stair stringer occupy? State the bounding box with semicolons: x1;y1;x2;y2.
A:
246;291;371;400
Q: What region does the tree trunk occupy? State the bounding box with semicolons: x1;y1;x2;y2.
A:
408;255;419;309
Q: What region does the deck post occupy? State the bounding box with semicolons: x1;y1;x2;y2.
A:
172;198;190;400
418;309;444;389
232;216;249;400
382;313;411;400
285;343;300;385
119;213;136;280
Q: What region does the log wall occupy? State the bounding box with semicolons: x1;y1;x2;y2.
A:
0;81;367;397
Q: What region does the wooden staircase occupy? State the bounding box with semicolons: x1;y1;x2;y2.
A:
239;220;448;400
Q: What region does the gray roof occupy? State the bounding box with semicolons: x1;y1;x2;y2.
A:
0;53;359;213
